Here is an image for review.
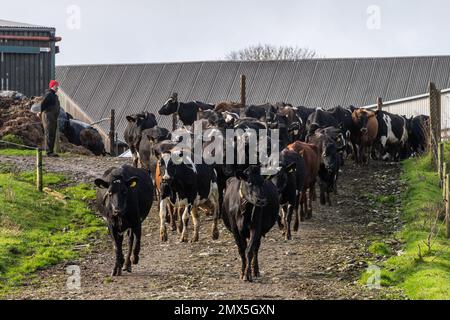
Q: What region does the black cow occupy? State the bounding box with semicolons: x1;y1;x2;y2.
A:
408;115;429;156
268;149;305;240
158;92;215;127
245;104;277;122
222;166;279;282
95;165;154;276
307;131;340;206
158;148;220;243
124;112;158;167
374;110;409;161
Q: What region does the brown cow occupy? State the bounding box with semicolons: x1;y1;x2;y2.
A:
351;108;378;165
287;141;320;227
214;101;242;113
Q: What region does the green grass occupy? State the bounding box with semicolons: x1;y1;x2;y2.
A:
0;149;37;156
0;169;106;296
361;152;450;300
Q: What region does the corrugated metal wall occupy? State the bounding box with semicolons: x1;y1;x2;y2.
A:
0;29;54;97
56;56;450;142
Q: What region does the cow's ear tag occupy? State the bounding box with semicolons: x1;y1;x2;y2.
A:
130;181;137;188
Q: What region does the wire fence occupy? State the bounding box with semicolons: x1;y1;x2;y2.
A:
0;139;43;191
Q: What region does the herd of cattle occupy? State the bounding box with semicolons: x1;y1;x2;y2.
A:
94;93;429;281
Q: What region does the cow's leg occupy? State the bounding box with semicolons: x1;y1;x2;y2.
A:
168;204;177;232
244;227;259;282
211;202;220;240
176;206;183;234
319;180;326;205
110;227;124;276
252;237;262;278
180;205;190;243
232;230;247;280
191;206;200;243
130;146;138;168
279;207;285;232
285;204;293;240
123;229;133;272
131;224;142;265
307;185;314;219
159;198;168;242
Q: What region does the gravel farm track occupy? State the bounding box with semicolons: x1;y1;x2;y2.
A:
1;154;407;300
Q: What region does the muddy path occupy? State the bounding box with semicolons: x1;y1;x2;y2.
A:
1;155;404;300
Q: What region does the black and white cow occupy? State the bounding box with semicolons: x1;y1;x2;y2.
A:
138;126;171;177
374;110;409;161
124;112;158;167
222;165;279;282
157;148;220;243
245;104;277;122
95;165;154;276
158;92;215;127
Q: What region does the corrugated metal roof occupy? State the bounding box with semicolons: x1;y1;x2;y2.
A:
56;56;450;140
0;19;54;31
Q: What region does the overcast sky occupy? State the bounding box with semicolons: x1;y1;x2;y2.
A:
3;0;450;65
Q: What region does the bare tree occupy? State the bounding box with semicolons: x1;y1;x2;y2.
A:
226;44;318;61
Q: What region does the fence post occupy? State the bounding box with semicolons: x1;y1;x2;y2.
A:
438;142;445;186
109;109;115;156
240;74;246;117
429;82;441;170
446;174;450;238
36;148;43;192
443;162;447;199
377;97;383;111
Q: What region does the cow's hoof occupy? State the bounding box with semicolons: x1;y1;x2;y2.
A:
123;259;131;272
190;235;199;243
131;255;139;265
111;267;122;277
293;222;299;232
160;230;168;242
252;270;260;278
285;234;292;241
180;235;188;243
211;228;219;240
243;274;253;282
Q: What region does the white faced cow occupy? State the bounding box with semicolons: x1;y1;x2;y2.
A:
157;148;220;243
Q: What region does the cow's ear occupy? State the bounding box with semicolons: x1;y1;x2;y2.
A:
286;162;296;173
94;178;109;189
126;116;136;123
236;170;248;181
127;176;139;189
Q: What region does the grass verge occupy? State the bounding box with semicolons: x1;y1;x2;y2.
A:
361;153;450;300
0;169;105;296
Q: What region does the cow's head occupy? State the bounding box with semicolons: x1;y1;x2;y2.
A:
126;112;157;129
265;162;296;194
158;93;179;115
352;109;374;135
236;166;268;207
95;172;139;217
321;139;338;172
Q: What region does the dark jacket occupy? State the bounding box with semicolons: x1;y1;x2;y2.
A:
40;89;60;113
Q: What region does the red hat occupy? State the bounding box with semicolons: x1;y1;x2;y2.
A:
49;80;59;89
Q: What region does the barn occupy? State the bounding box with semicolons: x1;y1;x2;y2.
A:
0;19;61;97
55;56;450;150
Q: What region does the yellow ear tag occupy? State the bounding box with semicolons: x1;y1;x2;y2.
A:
130;181;137;188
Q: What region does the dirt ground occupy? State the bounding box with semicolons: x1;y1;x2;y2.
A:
0;155;405;300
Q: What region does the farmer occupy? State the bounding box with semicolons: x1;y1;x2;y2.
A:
38;80;61;157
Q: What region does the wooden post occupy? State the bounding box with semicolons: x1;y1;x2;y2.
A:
172;113;177;131
443;162;447;199
377;97;383;111
36;148;43;192
109;109;115;156
429;82;440;170
438;142;445;186
446;174;450;238
240;74;246;117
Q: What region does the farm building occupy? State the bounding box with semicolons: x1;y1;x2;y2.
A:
0;19;61;97
55;56;450;148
